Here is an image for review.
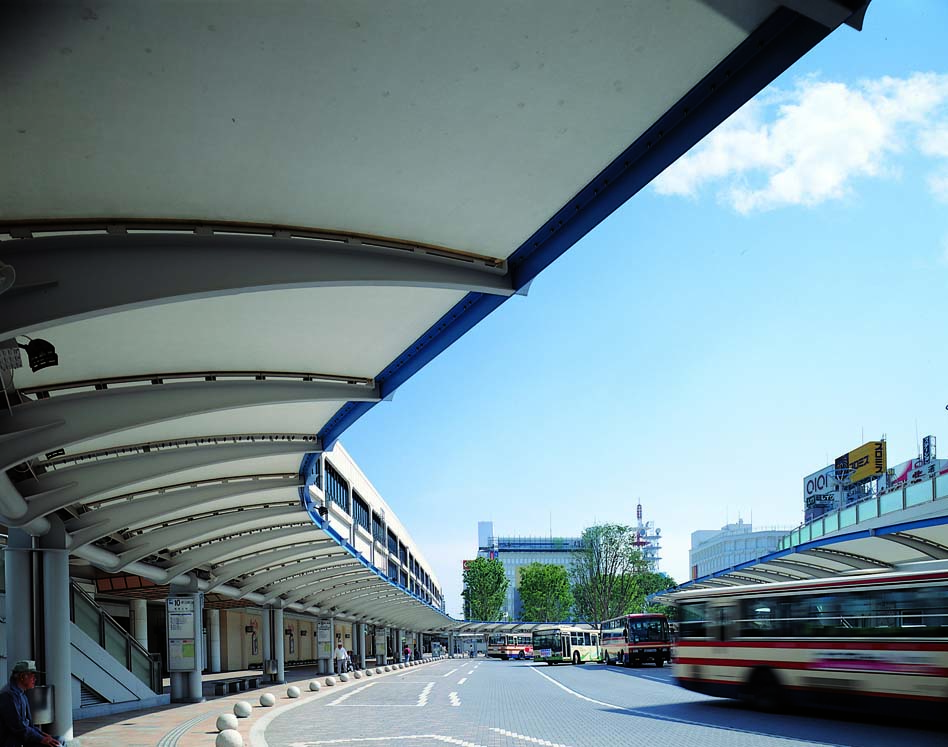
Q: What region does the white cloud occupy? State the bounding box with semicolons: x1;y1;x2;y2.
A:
654;72;948;213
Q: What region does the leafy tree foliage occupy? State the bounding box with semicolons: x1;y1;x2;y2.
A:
628;571;677;618
518;563;574;622
569;524;648;622
462;557;508;621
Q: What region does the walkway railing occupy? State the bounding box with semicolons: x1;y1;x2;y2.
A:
778;473;948;551
69;582;162;693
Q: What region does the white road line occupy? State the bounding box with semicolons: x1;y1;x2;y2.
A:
328;682;376;706
466;670;474;675
448;691;460;707
442;667;460;677
288;736;486;747
489;728;573;747
457;677;467;685
529;668;845;745
417;682;435;707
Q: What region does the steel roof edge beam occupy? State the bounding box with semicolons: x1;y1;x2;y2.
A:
0;379;376;473
64;476;302;547
113;505;305;571
275;569;374;606
0;232;513;338
14;437;316;526
245;558;358;597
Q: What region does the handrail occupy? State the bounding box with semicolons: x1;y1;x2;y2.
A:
69;582;162;694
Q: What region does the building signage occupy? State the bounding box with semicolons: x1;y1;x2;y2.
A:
835;441;886;485
166;597;197;671
922;435;935;464
803;465;837;500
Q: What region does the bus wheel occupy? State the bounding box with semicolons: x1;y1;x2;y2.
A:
572;651;581;665
745;669;784;712
655;657;665;667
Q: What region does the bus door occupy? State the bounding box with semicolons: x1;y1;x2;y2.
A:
564;632;571;658
710;603;732;644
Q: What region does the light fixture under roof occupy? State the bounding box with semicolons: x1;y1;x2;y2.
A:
18;338;58;373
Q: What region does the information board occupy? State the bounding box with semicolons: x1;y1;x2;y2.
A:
167;597;198;671
317;620;332;659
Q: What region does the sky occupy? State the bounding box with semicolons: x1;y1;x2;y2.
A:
339;1;948;618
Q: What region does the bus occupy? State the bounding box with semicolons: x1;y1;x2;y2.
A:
487;633;533;660
600;613;672;667
668;565;948;717
532;626;600;665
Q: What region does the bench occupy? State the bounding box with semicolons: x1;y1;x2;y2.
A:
212;675;261;696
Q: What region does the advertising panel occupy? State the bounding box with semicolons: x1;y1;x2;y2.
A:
803;465;837;501
835;441;886;485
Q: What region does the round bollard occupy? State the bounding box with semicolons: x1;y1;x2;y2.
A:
287;686;301;698
233;701;252;718
216;729;243;747
353;670;362;679
308;680;321;691
365;669;373;676
375;667;382;674
216;713;239;732
259;692;276;707
339;672;349;682
324;676;336;687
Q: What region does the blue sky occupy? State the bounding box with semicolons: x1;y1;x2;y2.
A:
341;1;948;617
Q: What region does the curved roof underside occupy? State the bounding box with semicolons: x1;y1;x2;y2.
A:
0;1;869;631
663;512;948;594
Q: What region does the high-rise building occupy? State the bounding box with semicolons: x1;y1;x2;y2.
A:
688;519;789;579
474;505;662;620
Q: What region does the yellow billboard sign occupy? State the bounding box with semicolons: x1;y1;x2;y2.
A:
835;441;886;485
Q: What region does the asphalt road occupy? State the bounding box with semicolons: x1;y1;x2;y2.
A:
263;657;945;747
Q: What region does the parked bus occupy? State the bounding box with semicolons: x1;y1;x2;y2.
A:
668;566;948;717
600;613;671;667
532;626;600;665
487;633;533;660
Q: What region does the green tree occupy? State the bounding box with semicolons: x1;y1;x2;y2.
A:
627;571;677;618
462;557;508;621
569;524;647;622
518;563;574;622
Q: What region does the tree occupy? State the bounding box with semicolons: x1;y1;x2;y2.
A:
462;557;508;621
569;524;647;622
518;563;574;622
628;571;677;618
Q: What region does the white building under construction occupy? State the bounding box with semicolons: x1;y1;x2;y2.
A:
475;504;662;620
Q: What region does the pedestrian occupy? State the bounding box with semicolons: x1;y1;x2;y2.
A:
334;642;349;674
402;644;410;664
0;661;60;747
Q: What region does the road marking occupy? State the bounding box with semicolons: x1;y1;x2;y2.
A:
442;667;460;677
329;682;376;706
489;728;573;747
288;736;486;747
529;668;846;745
448;691;460;707
417;682;434;707
457;677;467;685
466;670;474;675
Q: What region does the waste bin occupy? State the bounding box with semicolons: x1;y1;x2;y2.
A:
27;685;54;726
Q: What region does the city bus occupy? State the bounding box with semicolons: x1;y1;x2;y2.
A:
532;626;600;665
668;565;948;717
600;613;672;667
487;633;533;660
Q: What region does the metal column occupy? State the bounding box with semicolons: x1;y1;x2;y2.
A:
273;607;285;684
207;608;221;673
130;599;148;649
40;518;73;742
4;529;33;674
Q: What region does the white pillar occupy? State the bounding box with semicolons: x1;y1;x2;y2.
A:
40;518;73;742
261;608;272;670
130;599;148;649
207;608;221;673
4;530;33;673
358;624;367;669
396;630;403;662
273;607;285;684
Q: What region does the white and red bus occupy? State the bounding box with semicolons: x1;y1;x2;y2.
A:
668;566;948;718
600;613;671;667
487;633;533;660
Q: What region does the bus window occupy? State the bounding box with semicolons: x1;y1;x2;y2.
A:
679;602;708;638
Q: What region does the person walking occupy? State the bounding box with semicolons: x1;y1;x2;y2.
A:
0;661;60;747
334;642;349;675
402;644;410;664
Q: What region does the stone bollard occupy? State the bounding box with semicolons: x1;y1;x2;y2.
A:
287;686;301;698
216;714;239;732
353;670;362;679
339;673;349;682
324;676;336;687
233;701;252;718
375;667;382;674
309;680;321;691
365;669;373;677
259;693;276;707
216;729;243;747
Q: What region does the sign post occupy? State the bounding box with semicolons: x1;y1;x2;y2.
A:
167;594;204;703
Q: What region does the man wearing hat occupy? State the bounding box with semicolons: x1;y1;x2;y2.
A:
0;661;61;747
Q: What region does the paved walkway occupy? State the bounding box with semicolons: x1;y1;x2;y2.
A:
74;658;443;747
